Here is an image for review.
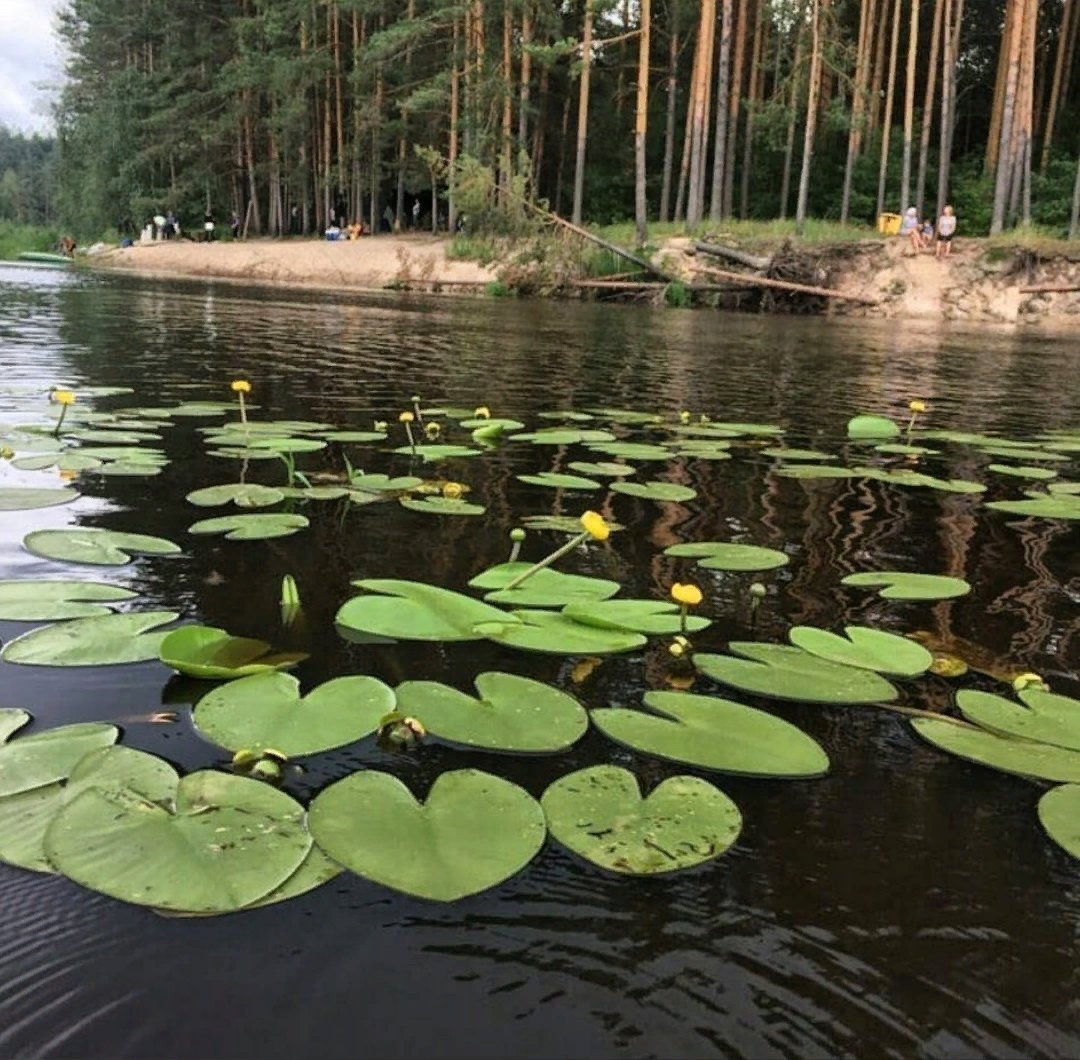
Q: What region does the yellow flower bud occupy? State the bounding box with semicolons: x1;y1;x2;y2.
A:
579;510;610;541
399;410;415;423
908;400;927;413
442;481;464;499
1012;672;1047;693
403;717;426;737
374;420;388;432
474;406;491;419
671;582;703;607
53;389;76;406
679;410;691;424
230;379;251;394
668;641;685;657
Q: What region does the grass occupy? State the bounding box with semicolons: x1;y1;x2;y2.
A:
981;226;1080;258
0;222;59;261
595;217;883;250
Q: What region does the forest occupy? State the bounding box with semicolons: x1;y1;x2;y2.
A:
30;0;1080;241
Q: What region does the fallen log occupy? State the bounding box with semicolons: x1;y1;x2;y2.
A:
692;241;772;271
695;266;880;305
1018;283;1080;293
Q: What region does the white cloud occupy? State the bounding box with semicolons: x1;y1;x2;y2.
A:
0;0;66;135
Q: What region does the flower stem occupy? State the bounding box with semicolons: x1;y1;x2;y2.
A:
679;604;688;636
238;392;247;427
404;421;416;453
504;531;588;590
508;541;522;563
53;405;67;438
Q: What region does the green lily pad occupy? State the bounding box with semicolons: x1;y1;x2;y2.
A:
23;529;182;567
278;486;351;501
979;446;1069;461
11;452;104;472
774;464;860;480
68;429;160;444
708;422;784;436
336;579;518;641
392;444;482;462
562;599;710;635
0;610;179;666
664;542;789;571
910;718;1080;782
45;770;312;912
399;496;486;516
985;497;1080;520
186;483;286;508
0;488;79;511
1048;482;1080;495
0;746;177;873
394;672;587;753
567;461;635;477
1038;785;1080;859
610;480;697;503
469;563;621;607
761;448;836;461
788;626;933;677
348;473;424;493
541;766;742;875
670;442;733;460
476;610;646;655
847;415;900;439
95;461;165;478
695;643;898;704
956;689;1080;752
188;513;309;540
873;443;939;455
169;402;235;417
0;580;138;621
517;472;601;491
159;625;308;679
247;437;327;454
585;442;672;461
207;447;282;461
194;671;394;755
592;691;830;776
0;709;30;745
512;429;615;445
308;769;545;901
458;417;524;431
841;571;971;600
987;464;1058;481
77;446;168;465
0;721;117;796
520;515;625;534
324;431;387;443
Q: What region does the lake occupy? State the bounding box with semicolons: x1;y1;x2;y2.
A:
0;263;1077;1058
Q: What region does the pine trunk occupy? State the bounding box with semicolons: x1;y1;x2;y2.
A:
794;0;824;231
915;0;943;215
571;0;594;225
840;0;875;222
1039;0;1074;171
687;0;716;228
990;0;1024;233
634;0;651;245
899;0;920;212
779;24;806;219
709;0;734;220
875;0;902;216
659;26;679;222
1069;153;1080;239
723;0;750;216
739;3;763;218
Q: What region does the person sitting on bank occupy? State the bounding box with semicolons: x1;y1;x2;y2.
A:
936;205;957;258
203;210;216;242
58;235;76;258
347;220;363;240
919;218;934;248
324;221;342;240
899;207;920;253
230;212;241;240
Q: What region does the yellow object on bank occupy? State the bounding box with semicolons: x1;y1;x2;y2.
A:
877;213;902;236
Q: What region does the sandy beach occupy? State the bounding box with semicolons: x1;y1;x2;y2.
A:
95;234;497;293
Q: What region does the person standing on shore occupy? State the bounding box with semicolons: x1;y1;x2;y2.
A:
936;205;957;259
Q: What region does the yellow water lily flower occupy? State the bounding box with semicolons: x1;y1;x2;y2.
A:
424;421;442;439
679;410;691;424
399;410;415;423
374;420;388;432
579;510;610;541
908;399;927;413
474;406;491;419
53;389;76;405
671;583;703;607
402;717;426;737
231;379;251;394
1012;672;1047;693
668;641;686;658
442;481;464;499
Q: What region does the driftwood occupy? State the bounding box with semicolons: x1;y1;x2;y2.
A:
1018;283;1080;293
692;241;772;271
696;265;880;304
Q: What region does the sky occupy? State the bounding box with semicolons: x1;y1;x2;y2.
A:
0;0;66;136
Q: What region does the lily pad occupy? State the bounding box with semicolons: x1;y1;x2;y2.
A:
910;718;1080;782
592;691;830;776
761;448;836;461
0;721;117;796
392;444;482;462
664;542;789;572
159;625;308;679
23;528;182;567
774;465;860;480
521;515;625;534
841;571;971;600
348;473;424;493
194;672;394;756
469;563;621;607
512;429;615;445
394;672;587;753
476;610;647;655
308;769;546;901
458;417;525;431
0;488;79;511
1;611;179;666
670;442;733;460
0;709;30;745
985;497;1080;520
788;626;933;677
247;437;327;454
874;443;939;455
188;513;309;540
0;580;138;621
45;771;312;912
986;464;1058;481
585;442;672;461
567;461;635;477
399;496;486;516
695;643;898;704
562;599;710;635
517;472;601;491
336;579;518;641
956;689;1080;752
186;483;286;508
1038;785;1080;859
11;452;104;472
610;480;697;503
324;431;387;443
847;415;900;439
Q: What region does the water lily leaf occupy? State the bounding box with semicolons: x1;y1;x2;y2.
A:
0;580;138;621
541;766;741;875
670;442;733;460
774;464;861;479
458;417;525;431
348;473;424;493
979;446;1069;461
186;483;286;508
399;496;485;516
308;769;545;901
194;671;394;755
985;497;1080;520
512;429;615;445
847;415;900;439
1038;786;1080;859
394;672;587;753
169;402;235;417
669;425;741;438
159;625;307;679
873;443;939;455
95;461;165;477
1048;482;1080;495
585;442;672;460
0;721;117;796
610;480;697;502
0;488;79;511
562;598;710;635
910;718;1080;782
0;709;30;745
761;447;836;461
207;447;282;461
23;528;182;567
592;691;830;776
11;452;103;472
278;486;350;500
708;422;784;436
841;571;971;600
476;610;646;655
77;446;168;465
520;515;625;534
391;444;482;462
0;746;177;873
247;437;327;454
517;472;601;490
987;464;1058;481
788;626;933;677
323;430;387;443
336;579;518;641
538;410;595;422
469;562;621;607
1;610;179;666
695;644;898;704
585;408;660;425
567;461;635;477
45;770;312;912
188;513;309;540
68;428;161;444
664;542;789;571
956;689;1080;752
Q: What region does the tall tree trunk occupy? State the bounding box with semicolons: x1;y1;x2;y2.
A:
500;4;513;204
986;0;1014;172
687;0;716;228
875;0;902;216
779;23;806;219
333;0;344;197
1040;0;1074;171
1069;153;1080;239
519;5;533;149
795;0;824;231
709;0;734;220
659;25;679;222
915;0;943;215
990;0;1024;233
1016;0;1038;226
723;0;749;216
634;0;651;244
739;2;763;218
674;53;695;221
449;19;460;233
572;0;594;225
868;0;889;132
899;0;920;212
840;0;875;223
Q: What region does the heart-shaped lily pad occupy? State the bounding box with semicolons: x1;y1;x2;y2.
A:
987;464;1058;481
521;515;625;534
159;625;308;679
664;542;789;571
561;599;710;635
469;563;621;607
0;487;79;511
788;626;933;677
0;709;30;745
591;691;829;776
513;428;615;445
841;571;971;600
541;765;742;874
247;437;327;454
23;529;182;567
847;415;899;439
392;444;482;462
1038;785;1080;859
194;671;394;755
476;610;646;655
309;769;546;901
11;452;103;472
188;513;309;540
517;472;601;491
336;579;518;641
955;689;1080;751
760;447;836;461
323;431;387;443
911;718;1080;782
585;442;672;461
695;643;898;704
394;672;587;753
567;461;634;477
348;473;424;493
399;496;485;516
0;721;117;796
610;480;697;503
45;770;312;912
0;580;138;621
186;483;286;508
1;611;179;666
985;497;1080;520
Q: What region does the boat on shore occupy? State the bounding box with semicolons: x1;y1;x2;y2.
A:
15;251;73;265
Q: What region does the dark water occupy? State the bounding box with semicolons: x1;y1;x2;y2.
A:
0;264;1078;1059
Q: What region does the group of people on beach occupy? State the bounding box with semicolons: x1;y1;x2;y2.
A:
900;205;957;258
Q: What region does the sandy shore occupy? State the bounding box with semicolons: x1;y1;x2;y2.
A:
95;234;496;293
